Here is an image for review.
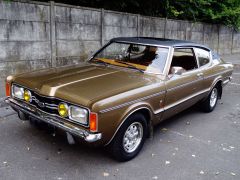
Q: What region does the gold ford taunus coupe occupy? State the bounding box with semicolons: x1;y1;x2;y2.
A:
5;37;233;161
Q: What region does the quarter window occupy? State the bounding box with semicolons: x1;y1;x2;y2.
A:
195;48;210;67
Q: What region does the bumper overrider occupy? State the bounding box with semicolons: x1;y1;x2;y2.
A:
5;98;102;143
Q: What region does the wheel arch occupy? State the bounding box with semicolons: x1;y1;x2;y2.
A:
210;78;223;99
105;105;153;146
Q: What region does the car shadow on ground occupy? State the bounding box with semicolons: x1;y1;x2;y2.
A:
19;104;206;163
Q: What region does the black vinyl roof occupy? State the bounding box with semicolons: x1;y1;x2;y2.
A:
111;37;211;51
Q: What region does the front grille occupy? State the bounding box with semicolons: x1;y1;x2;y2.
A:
30;91;61;115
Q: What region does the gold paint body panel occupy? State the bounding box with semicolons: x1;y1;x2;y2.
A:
7;47;234;146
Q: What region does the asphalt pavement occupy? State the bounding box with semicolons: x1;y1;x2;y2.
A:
0;60;240;180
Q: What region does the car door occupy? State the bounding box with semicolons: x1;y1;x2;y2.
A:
162;47;204;120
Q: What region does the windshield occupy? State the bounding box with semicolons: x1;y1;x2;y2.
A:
91;42;169;74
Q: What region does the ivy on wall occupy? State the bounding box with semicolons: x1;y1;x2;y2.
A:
36;0;240;30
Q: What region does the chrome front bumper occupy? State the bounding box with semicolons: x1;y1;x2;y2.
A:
5;98;102;143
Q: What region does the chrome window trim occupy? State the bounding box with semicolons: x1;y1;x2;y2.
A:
90;40;171;76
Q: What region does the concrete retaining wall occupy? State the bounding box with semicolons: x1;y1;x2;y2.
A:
0;0;239;97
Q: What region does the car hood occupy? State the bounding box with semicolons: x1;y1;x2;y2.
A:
12;63;161;107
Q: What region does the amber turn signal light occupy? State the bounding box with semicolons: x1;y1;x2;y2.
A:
90;112;98;132
5;82;10;97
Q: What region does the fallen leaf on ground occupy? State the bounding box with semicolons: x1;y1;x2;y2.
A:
222;147;231;152
152;176;158;179
165;161;170;165
103;172;109;177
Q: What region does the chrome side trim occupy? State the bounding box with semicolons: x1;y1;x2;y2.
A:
6;98;102;143
99;91;166;113
168;78;201;92
105;106;152;146
223;79;230;85
162;88;210;112
204;69;232;80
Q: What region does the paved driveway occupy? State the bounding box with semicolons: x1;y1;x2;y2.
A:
0;71;239;180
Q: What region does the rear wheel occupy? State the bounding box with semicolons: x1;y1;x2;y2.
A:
109;113;147;162
201;87;219;112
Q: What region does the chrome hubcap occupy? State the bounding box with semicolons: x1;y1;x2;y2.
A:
123;122;143;153
210;88;218;108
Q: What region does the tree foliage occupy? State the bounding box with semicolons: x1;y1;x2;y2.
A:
39;0;240;29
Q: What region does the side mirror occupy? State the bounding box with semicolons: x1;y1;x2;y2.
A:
170;66;185;75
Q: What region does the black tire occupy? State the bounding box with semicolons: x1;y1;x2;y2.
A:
201;86;219;112
109;113;147;162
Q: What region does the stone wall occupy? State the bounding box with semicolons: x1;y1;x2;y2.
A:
0;0;239;97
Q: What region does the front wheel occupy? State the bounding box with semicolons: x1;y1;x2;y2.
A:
201;87;219;112
109;113;147;162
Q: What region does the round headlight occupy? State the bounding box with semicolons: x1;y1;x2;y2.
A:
58;103;68;117
24;89;32;102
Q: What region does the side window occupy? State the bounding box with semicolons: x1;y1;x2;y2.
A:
170;48;198;74
195;48;210;67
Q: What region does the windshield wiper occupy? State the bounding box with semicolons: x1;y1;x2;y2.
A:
114;60;144;73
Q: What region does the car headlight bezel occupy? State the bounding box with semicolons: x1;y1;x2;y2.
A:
68;105;89;126
11;85;24;100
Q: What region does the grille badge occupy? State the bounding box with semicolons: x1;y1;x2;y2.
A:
38;101;45;108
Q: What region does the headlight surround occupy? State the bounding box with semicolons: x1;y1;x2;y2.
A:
12;85;24;99
69;106;88;125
